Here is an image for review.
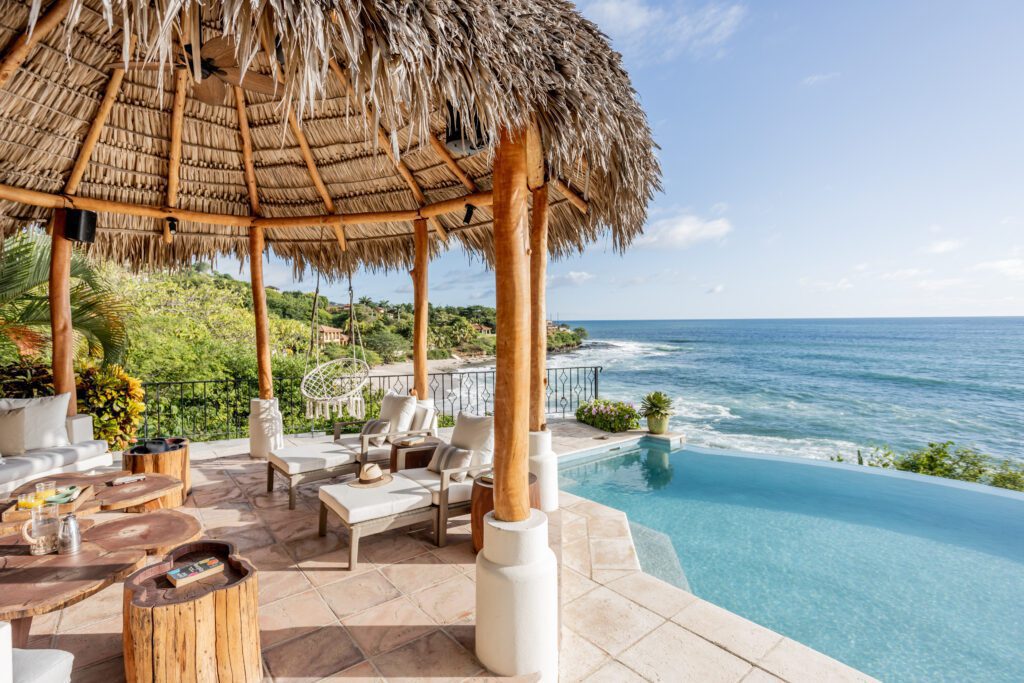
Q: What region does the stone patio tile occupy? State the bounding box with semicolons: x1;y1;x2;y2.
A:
204;523;275;551
341;596;437;657
284;528;347;562
558;628;609;683
561;538;591;576
319;570;402;620
259;588;337;648
263;624;364;681
585;514;631;540
70;654;126;683
57;582;123;632
618;621;752;683
315;659;384;682
558;490;584;507
379;551;462;594
673;599;783;662
758;638;877;683
371;630;483;681
588;538;640;571
246;543;313;605
249;489;293;510
409;574;476;625
606;571;697;618
443;619;475;653
560;567;599;603
298;546;376;587
566;499;623;520
427;539;477;569
360;532;434;565
259;508;322;543
560;510;589;545
54;614;123;669
562;586;664;657
583;660;646;683
589;568;635;585
741;668;786;683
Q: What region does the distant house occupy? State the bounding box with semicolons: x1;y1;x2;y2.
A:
471;322;493;333
319;325;350;346
546;321;570;333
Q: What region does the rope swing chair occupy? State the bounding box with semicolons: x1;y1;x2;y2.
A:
300;235;370;419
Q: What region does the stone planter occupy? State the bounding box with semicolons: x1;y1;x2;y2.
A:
646;414;669;435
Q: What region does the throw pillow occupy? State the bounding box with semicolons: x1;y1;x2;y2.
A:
427;444;474;482
450;412;494;466
360;418;391;447
0;407;26;456
0;393;70;452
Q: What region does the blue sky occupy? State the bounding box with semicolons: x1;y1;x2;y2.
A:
223;0;1024;319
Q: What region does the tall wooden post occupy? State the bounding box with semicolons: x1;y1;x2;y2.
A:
49;211;76;415
492;129;531;523
249;226;273;399
412;218;429;399
529;184;549;432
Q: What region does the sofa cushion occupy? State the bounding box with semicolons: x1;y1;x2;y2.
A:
356;445;392;464
12;647;74;683
0;394;71;453
400;467;474;506
269;444;358;475
378;394;417;443
319;473;433;524
426;444;473;482
360;419;391;447
411;402;436;432
450;412;494;467
0;441;109;491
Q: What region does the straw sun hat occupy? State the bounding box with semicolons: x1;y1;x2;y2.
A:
348;463;392;488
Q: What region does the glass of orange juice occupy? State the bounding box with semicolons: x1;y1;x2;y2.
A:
35;481;57;501
18;493;42;509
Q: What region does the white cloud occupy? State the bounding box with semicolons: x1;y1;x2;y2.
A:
917;278;967;291
635;211;733;249
582;1;746;64
549;271;596;288
799;276;853;292
801;72;840;87
925;239;965;254
880;268;928;281
706;284;725;294
974;258;1024;280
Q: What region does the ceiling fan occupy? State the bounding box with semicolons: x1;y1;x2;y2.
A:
108;35;279;106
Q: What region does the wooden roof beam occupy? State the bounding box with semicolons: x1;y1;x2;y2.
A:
551;177;588;215
427;135;477;192
0;0;74;90
233;87;260;215
164;68;188;244
288;108;346;251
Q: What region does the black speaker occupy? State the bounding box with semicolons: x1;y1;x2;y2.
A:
62;209;97;243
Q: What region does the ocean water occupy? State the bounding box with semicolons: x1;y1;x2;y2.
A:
553;317;1024;462
560;444;1024;682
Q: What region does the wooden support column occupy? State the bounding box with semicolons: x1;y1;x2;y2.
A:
164;69;188;244
49;211;75;415
412;218;429;400
529;183;549;432
492;128;531;523
249;226;273;399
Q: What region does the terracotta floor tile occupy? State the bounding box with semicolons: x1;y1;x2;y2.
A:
54;615;123;669
318;571;402;620
443;619;475;653
70;655;126;683
259;589;338;648
371;630;482;681
563;586;664;657
58;582;123;632
263;624;364;681
284;528;346;562
360;531;433;565
246;543;313;605
379;552;462;594
618;621;752;683
428;540;476;569
341;596;437;657
409;574;476;625
298;546;375;587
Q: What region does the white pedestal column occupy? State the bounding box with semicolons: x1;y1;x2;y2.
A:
476;509;559;681
248;397;284;459
528;430;559;512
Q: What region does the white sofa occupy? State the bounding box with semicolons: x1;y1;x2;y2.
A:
0;413;110;495
1;621;74;683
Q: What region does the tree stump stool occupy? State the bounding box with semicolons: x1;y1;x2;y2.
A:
123;540;261;682
124;438;192;497
470;473;540;552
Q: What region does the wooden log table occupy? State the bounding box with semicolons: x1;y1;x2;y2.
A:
123;540;261;682
6;471;183;513
470;473;541;552
83;510;202;556
124;438;192;497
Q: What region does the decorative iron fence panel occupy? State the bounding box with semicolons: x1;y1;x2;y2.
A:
141;366;601;442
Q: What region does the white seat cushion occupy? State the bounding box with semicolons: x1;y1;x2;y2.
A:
334;433;361;450
12;647;74;683
400;467;474;506
0;394;71;453
0;441;110;493
319;473;433;524
269;444;358;475
357;445;392;464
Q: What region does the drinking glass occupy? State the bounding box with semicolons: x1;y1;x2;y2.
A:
23;503;59;555
36;480;57;501
17;492;42;509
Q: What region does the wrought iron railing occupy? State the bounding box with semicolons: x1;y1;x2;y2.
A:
140;366;601;442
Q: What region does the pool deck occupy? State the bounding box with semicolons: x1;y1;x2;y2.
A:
36;418;876;682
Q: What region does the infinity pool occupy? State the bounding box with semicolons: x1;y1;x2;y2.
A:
559;442;1024;682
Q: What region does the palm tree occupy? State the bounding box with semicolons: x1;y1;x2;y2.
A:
0;231;128;364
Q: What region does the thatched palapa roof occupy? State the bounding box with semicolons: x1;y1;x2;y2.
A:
0;0;660;274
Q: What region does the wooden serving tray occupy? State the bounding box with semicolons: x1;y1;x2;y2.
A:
1;485;97;523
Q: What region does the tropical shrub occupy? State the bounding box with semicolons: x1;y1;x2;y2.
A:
0;359;144;449
576;399;640;433
832;441;1024;492
75;363;145;450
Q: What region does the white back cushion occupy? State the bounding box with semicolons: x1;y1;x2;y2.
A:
0;394;70;454
450;412;494;467
411;402;436;432
378;394;417;442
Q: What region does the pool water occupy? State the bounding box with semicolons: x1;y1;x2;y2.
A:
559;443;1024;682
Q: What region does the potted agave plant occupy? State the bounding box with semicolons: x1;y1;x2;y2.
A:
640;391;672;435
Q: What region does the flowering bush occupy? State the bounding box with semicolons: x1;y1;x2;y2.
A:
575;399;640;433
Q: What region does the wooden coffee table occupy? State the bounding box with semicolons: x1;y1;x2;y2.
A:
124;438;192;497
6;470;183;514
83;509;202;555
